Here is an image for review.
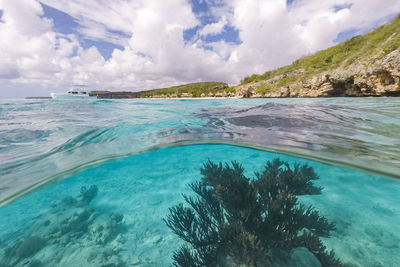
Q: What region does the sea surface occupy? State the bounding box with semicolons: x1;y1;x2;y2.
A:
0;98;399;266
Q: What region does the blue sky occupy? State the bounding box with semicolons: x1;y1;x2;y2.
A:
0;0;399;98
41;3;125;60
38;0;394;60
40;0;243;60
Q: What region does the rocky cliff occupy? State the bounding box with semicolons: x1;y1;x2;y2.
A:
236;15;400;98
236;48;400;97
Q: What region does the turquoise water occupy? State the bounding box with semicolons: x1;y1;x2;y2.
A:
1;98;400;266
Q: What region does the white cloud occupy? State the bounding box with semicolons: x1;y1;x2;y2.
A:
199;16;227;37
0;0;82;91
0;0;400;97
223;0;400;78
39;0;137;45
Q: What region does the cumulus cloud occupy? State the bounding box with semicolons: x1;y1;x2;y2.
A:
0;0;400;97
0;0;82;90
39;0;136;45
199;16;228;37
223;0;400;78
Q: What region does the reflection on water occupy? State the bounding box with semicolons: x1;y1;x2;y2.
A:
0;145;399;266
187;102;400;176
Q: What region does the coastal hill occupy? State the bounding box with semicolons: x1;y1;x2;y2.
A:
90;14;400;99
90;82;233;98
236;14;400;97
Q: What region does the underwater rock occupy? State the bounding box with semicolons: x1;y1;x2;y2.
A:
62;195;78;206
26;259;42;267
280;247;322;267
0;185;129;267
16;236;45;259
59;208;91;236
165;159;341;266
91;212;124;245
110;212;124;223
79;185;99;204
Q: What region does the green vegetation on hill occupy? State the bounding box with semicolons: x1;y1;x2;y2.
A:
240;14;400;94
137;82;232;98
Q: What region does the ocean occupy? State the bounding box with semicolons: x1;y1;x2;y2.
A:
0;98;399;266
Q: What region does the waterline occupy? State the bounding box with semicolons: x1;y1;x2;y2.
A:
2;140;399;208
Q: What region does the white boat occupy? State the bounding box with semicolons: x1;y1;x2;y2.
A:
51;86;91;99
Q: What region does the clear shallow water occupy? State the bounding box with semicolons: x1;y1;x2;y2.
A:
0;98;400;266
1;98;400;204
0;144;399;266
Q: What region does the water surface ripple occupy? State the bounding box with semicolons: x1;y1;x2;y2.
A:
1;97;399;203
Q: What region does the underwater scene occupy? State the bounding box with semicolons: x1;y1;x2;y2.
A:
1;98;400;266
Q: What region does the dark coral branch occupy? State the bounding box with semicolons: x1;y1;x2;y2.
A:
165;159;342;267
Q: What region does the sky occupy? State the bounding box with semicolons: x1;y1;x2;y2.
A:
0;0;399;98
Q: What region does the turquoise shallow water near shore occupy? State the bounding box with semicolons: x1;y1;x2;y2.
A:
1;98;400;203
0;144;399;266
1;98;400;266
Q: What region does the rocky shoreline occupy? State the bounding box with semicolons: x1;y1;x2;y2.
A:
236;48;400;98
88;48;400;99
87;48;400;99
27;48;399;100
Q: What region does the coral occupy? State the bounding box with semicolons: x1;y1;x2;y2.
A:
0;185;127;267
165;159;342;267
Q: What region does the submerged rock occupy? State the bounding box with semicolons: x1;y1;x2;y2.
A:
62;195;78;206
80;185;99;204
26;259;42;267
16;236;45;259
0;185;129;267
91;212;124;245
280;247;322;267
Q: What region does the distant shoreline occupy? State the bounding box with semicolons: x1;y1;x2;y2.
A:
25;96;240;100
25;97;52;99
25;95;396;100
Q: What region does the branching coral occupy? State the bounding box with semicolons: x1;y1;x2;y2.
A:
165;159;342;267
